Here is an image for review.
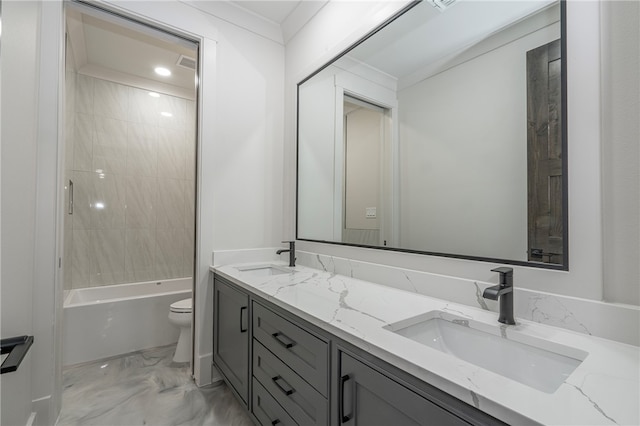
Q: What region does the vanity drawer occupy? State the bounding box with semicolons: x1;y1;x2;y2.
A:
253;340;328;426
253;302;329;396
252;378;298;426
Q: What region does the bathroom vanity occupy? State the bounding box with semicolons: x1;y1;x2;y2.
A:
211;262;639;426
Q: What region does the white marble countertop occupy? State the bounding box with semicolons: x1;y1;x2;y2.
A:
211;262;639;426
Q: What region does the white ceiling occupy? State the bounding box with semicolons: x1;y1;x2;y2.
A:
229;0;302;24
66;1;326;99
67;7;198;99
347;0;558;88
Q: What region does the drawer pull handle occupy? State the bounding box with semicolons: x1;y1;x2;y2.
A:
340;374;353;423
240;306;248;333
272;375;295;396
271;420;280;426
272;332;295;349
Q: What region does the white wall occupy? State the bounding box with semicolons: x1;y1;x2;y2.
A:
286;0;638;304
601;0;640;305
1;2;40;424
1;0;66;424
398;22;559;260
297;67;336;240
345;106;381;231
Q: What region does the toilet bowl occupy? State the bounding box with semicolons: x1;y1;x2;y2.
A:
168;298;192;363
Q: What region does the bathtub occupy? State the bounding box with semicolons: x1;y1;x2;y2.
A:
63;278;192;366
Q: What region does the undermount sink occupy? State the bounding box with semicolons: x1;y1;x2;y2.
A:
236;264;291;277
384;311;588;393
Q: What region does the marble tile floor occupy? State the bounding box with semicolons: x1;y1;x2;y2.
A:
57;345;253;426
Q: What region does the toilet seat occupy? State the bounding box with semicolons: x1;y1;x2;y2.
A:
170;298;192;313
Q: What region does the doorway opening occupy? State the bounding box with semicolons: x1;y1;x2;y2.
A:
342;95;391;247
61;1;199;369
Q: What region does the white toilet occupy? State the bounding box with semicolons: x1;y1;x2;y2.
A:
168;298;192;363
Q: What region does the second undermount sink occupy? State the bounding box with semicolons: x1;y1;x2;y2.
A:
236;264;291;277
384;311;588;393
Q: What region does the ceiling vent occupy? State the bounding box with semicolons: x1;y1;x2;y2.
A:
176;55;196;70
428;0;457;12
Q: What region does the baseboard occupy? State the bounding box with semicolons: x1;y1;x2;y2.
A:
194;352;212;386
194;352;224;386
32;395;54;426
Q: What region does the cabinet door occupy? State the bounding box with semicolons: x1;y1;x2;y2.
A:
214;278;249;405
339;353;469;426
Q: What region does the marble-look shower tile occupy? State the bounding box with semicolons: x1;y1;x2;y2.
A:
184;179;195;233
158;128;186;180
127;123;158;177
186;99;196;124
125;229;156;283
155;229;185;279
90;229;126;286
93;116;128;175
158;95;186;130
58;346;253;426
71;171;92;230
156;178;185;230
71;230;91;289
64;230;74;291
125;176;157;229
129;86;159;126
65;70;76;171
185;125;197;180
94;78;129;121
183;227;195;277
74;113;94;172
75;74;94;115
91;173;126;230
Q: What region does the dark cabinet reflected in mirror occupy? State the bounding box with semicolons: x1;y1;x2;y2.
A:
296;0;567;270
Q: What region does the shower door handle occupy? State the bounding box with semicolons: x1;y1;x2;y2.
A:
68;180;74;215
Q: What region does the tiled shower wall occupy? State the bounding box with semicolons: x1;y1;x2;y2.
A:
64;71;196;290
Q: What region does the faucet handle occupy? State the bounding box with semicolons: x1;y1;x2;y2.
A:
491;267;513;286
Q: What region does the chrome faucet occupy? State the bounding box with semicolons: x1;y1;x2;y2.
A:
276;241;296;267
482;267;516;325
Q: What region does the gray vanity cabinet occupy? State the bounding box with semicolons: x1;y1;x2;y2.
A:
212;274;505;426
339;352;470;426
213;277;250;405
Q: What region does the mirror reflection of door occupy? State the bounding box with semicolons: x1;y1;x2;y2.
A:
343;96;386;246
527;39;563;264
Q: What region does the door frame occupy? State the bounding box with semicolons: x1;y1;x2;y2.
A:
59;0;214;386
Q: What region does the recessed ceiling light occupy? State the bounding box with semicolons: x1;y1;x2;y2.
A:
160;112;173;117
148;92;160;98
154;67;171;77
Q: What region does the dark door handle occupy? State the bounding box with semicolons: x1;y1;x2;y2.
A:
271;332;295;349
340;374;353;423
271;420;280;425
239;306;248;333
272;375;295;396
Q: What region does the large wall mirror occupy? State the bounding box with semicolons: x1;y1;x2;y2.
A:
297;0;567;269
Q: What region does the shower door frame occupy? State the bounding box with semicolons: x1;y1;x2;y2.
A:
59;0;210;384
